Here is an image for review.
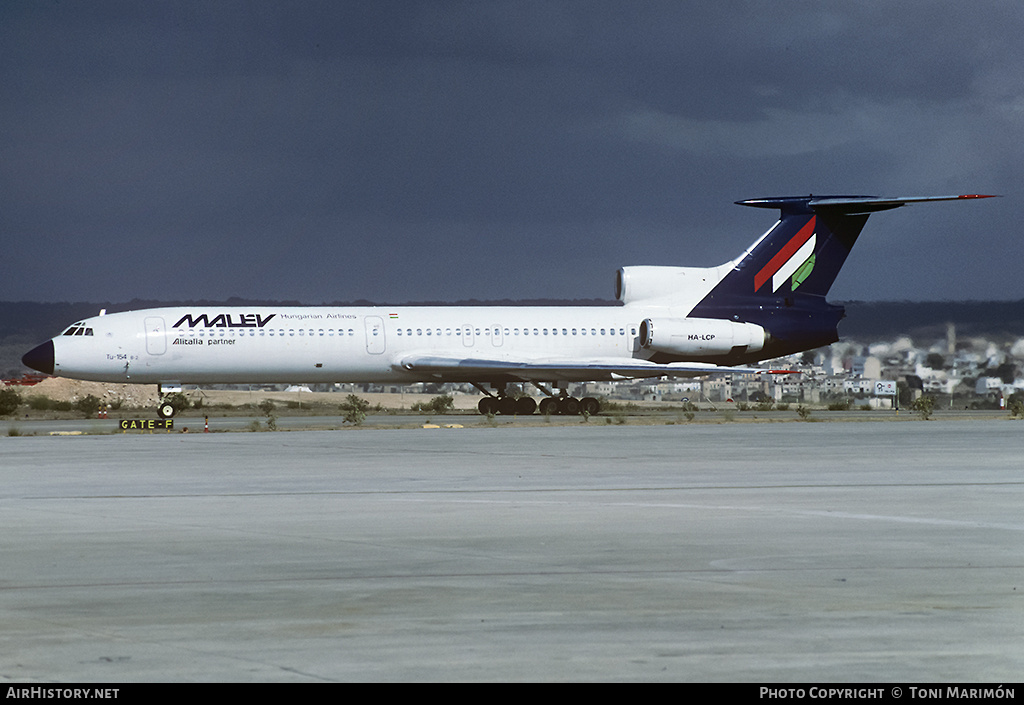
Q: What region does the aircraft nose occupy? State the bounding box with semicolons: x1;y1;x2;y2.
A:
22;340;55;375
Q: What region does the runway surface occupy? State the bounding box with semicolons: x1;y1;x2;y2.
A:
2;420;1022;682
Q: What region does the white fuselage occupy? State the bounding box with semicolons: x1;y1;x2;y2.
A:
52;305;653;385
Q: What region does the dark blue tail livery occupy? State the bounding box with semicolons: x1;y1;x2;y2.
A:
689;194;995;361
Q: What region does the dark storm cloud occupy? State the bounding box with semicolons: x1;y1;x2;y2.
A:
2;1;1021;305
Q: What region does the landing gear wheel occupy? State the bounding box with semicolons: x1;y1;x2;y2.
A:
559;397;581;415
497;397;518;415
515;396;537;415
538;397;559;415
580;397;600;416
478;397;499;416
157;402;176;419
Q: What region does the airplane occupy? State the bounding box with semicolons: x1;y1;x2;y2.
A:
22;193;994;418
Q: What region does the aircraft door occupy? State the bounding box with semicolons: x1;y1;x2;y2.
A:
364;316;386;354
144;316;167;355
491;324;503;347
462;324;474;347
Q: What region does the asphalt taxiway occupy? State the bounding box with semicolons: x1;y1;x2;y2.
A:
2;420;1022;681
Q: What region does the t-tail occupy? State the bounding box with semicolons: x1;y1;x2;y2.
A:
688;194;996;362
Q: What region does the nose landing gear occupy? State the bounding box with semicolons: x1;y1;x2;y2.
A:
155;383;182;419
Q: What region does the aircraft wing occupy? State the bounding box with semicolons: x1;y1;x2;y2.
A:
397;354;764;383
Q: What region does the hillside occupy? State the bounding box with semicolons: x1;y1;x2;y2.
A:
838;300;1024;341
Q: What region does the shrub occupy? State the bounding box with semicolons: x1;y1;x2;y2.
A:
27;395;52;410
340;395;369;425
1009;395;1024;419
911;396;936;421
73;394;102;418
0;388;22;416
257;399;277;431
413;394;454;414
27;396;72;412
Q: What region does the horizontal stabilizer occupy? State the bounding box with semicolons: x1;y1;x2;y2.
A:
737;194;998;215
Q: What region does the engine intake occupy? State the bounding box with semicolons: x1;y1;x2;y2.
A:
639;317;767;356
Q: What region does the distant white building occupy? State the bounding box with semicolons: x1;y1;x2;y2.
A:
844;379;875;395
975;377;1005;395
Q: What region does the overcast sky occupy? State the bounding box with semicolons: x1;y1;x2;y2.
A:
2;1;1021;305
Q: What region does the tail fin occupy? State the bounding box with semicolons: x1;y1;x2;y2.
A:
690;194;995;359
725;194;994;299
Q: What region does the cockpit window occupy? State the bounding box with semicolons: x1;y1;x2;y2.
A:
62;323;94;336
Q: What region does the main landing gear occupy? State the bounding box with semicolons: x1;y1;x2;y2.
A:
477;395;537;416
474;383;599;417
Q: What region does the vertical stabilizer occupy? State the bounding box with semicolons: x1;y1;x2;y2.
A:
688;194;995;360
